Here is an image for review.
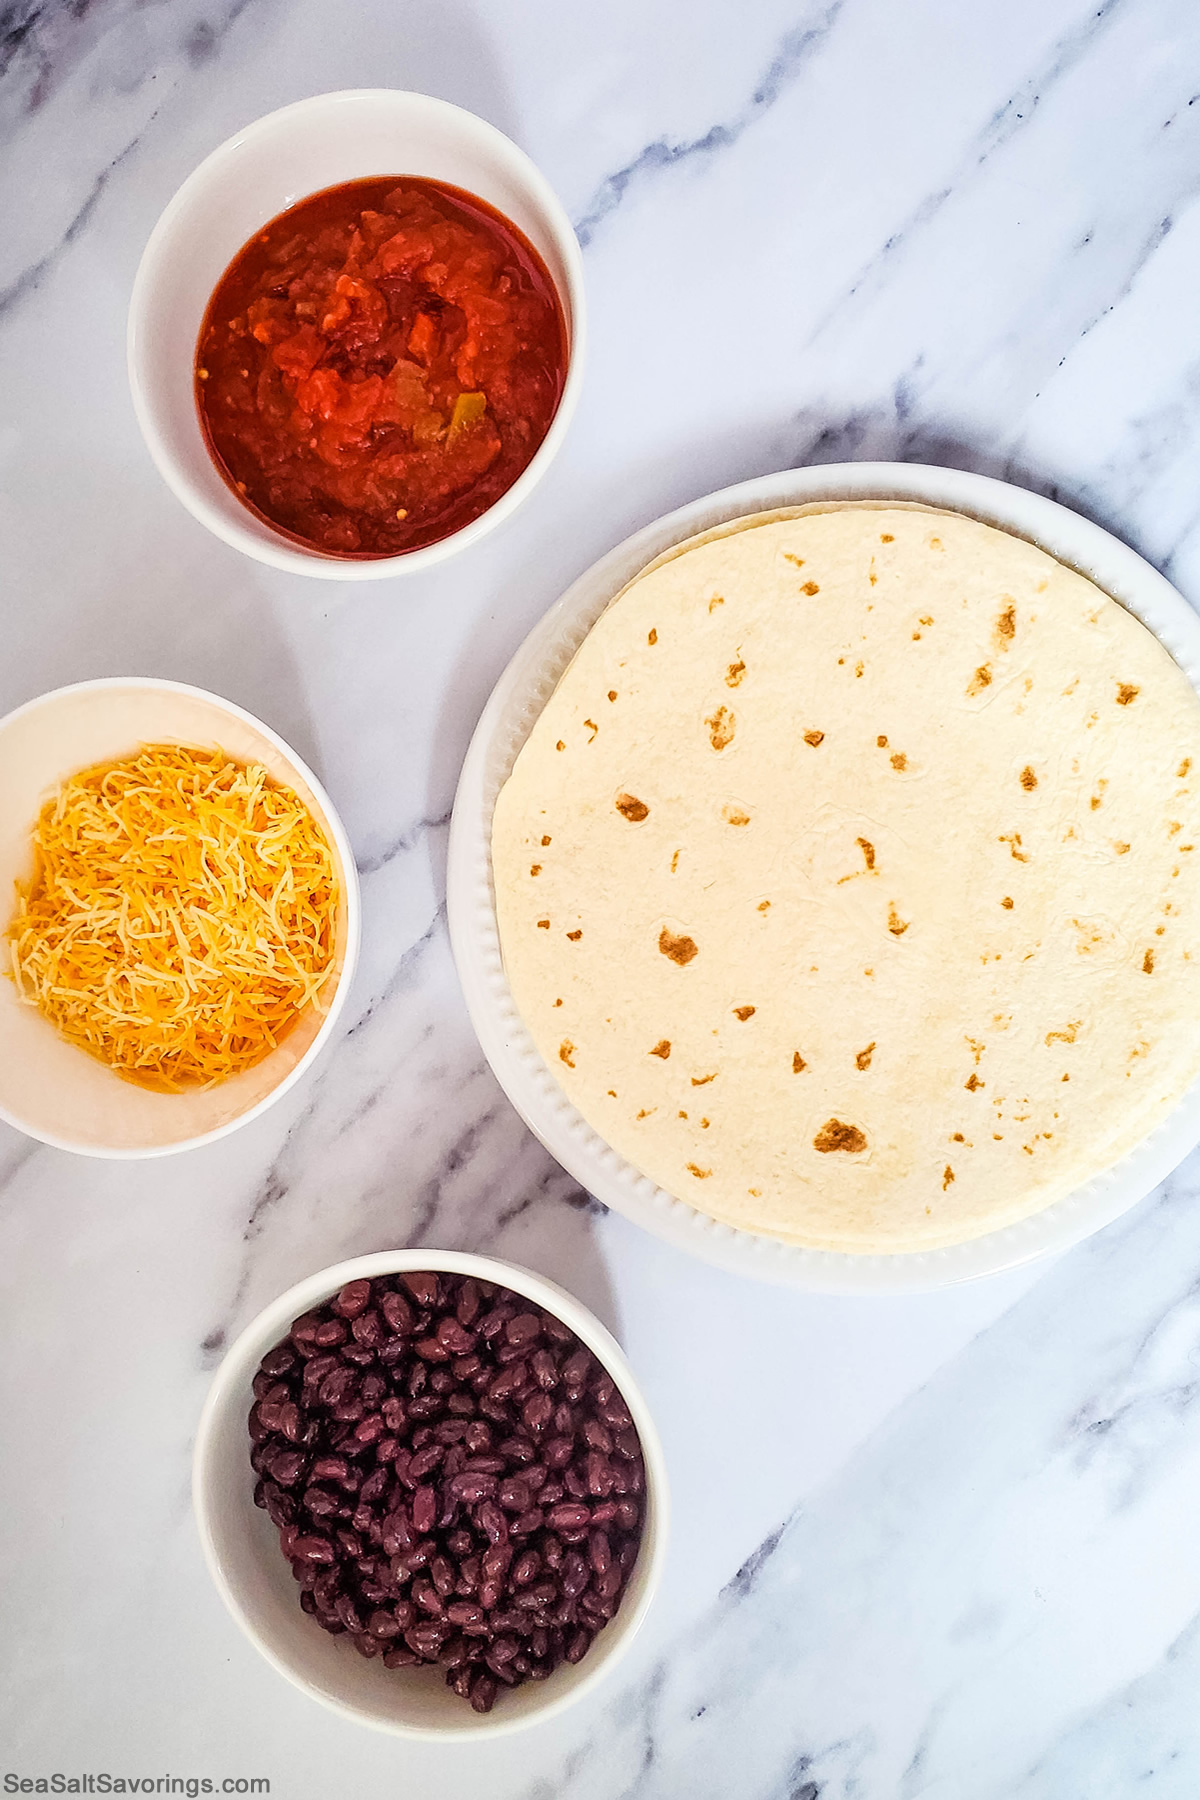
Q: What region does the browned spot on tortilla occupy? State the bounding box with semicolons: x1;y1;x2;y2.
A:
1045;1022;1079;1046
659;927;699;965
792;1052;806;1073
670;849;681;873
636;1108;653;1119
530;864;542;877
556;740;565;752
857;837;876;871
1116;683;1140;705
648;628;658;645
995;604;1016;643
784;554;805;567
802;581;821;596
554;998;562;1007
942;1165;956;1191
723;805;751;826
1114;841;1130;855
607;1088;616;1097
965;1073;984;1091
877;735;888;748
1000;833;1029;862
558;1041;576;1068
803;729;825;747
880;533;894;543
1020;766;1038;790
615;793;649;821
607;689;618;702
813;1119;868;1154
1001;896;1014;909
952;1133;964;1143
678;1110;687;1119
757;900;771;911
967;665;993;696
706;705;736;750
855;1042;876;1070
1170;820;1183;836
920;616;933;627
891;752;908;770
869;572;878;586
537;918;550;929
649;1039;671;1059
584;718;598;741
855;661;864;678
686;1162;712;1178
566;929;582;941
541;834;551;846
1179;758;1192;778
708;595;724;613
1143;948;1155;973
725;660;746;687
733;1005;756;1021
929;536;943;550
887;904;909;937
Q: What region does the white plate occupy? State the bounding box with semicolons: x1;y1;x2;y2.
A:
447;464;1200;1292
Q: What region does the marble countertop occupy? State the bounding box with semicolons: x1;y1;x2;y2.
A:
4;0;1200;1794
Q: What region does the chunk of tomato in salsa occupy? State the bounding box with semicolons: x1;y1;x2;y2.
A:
195;177;568;558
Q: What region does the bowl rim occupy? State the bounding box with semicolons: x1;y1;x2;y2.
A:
0;674;362;1157
447;460;1200;1292
192;1247;669;1739
126;87;587;582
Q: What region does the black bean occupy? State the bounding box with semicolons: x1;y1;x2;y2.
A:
331;1279;372;1320
401;1272;439;1308
249;1271;647;1712
380;1290;416;1334
522;1392;554;1436
352;1310;383;1347
470;1672;497;1713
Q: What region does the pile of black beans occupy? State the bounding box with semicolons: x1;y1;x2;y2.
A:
250;1270;647;1712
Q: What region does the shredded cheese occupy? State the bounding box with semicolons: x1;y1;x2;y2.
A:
6;744;339;1092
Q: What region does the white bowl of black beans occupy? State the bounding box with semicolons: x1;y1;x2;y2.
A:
193;1250;668;1736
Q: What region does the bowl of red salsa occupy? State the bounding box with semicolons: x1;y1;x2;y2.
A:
128;91;585;578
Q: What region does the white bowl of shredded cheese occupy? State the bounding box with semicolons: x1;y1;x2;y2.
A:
0;678;360;1156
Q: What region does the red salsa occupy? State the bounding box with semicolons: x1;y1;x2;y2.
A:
195;177;568;558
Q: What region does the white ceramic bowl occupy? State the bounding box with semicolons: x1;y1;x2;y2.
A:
0;677;360;1155
128;90;586;580
193;1249;668;1738
447;461;1200;1293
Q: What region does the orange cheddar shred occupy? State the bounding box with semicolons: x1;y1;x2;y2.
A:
6;744;339;1092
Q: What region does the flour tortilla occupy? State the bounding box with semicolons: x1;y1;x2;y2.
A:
492;505;1200;1252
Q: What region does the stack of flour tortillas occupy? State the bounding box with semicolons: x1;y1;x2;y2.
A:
492;504;1200;1252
